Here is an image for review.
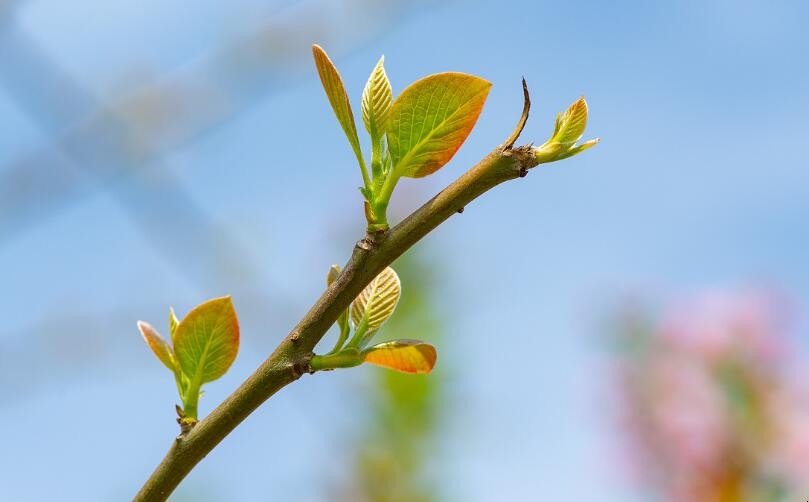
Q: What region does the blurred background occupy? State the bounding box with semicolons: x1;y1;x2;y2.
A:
1;0;808;500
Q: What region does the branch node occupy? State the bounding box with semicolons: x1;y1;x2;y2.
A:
506;144;540;177
356;238;373;251
176;417;196;437
290;357;312;379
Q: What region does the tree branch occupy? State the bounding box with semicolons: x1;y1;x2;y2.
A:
134;83;540;501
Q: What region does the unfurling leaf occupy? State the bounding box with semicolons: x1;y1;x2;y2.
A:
363;339;437;374
312;44;365;169
533;96;599;164
173;296;240;384
137;321;176;371
361;55;392;143
386;72;491;178
351;267;401;333
555;97;588;146
556;138;600;160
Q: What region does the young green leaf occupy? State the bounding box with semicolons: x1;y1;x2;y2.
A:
555;97;588;146
361;55;392;144
137;321;177;372
173;296;240;385
555;138;600;160
312;44;368;184
386;72;491;178
350;266;401;333
533;96;599;164
169;307;180;343
363;339;437;374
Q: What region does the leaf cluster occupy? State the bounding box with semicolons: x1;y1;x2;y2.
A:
310;265;437;374
313;45;491;231
138;297;239;423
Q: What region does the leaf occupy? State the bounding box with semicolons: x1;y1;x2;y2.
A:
363;339;437;374
173;296;240;384
386;72;491;178
312;44;364;165
361;55;392;142
137;321;176;371
350;267;401;332
556;137;600;160
533;96;598;164
169;307;180;344
555;97;588;146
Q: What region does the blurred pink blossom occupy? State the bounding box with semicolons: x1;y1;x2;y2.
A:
610;289;808;501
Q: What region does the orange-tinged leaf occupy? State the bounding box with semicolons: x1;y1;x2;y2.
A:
363;339;437;374
173;296;240;384
312;44;364;164
137;321;176;371
386;72;491;178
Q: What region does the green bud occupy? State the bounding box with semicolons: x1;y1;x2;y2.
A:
533;97;599;164
327;264;341;286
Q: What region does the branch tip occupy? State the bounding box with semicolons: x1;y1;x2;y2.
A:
503;78;531;149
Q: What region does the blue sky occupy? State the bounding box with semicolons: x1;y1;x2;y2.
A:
1;0;808;500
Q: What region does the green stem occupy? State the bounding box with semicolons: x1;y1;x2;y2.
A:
376;170;400;210
378;167;402;202
310;349;363;371
364;170;400;232
353;147;372;193
182;376;202;421
327;311;350;354
346;315;371;349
